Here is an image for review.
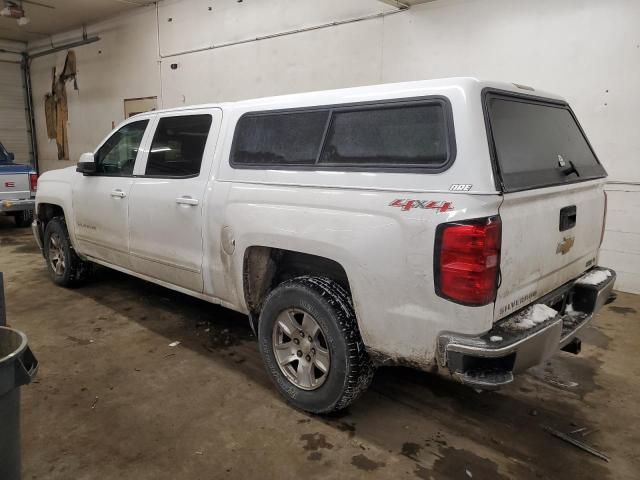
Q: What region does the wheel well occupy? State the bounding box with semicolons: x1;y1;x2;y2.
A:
243;247;351;316
36;203;65;227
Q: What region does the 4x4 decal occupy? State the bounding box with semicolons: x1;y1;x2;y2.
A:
389;199;454;212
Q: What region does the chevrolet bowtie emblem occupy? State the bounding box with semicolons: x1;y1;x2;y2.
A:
556;236;575;255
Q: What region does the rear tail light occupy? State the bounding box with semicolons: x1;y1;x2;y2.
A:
29;173;38;192
600;191;607;247
434;216;501;306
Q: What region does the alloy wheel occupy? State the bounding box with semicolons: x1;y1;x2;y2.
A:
271;308;331;390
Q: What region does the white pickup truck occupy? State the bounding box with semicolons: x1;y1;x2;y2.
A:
1;141;37;227
33;78;616;413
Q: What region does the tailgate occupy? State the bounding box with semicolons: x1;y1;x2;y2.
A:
0;166;31;201
496;181;605;319
484;90;608;321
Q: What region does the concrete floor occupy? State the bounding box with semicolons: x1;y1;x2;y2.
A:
1;217;639;480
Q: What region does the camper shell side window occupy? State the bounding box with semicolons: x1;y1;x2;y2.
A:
230;97;456;173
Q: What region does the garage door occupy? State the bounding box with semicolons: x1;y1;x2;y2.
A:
0;62;31;167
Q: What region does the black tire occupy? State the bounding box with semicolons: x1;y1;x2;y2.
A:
258;276;374;414
13;209;32;228
43;217;92;287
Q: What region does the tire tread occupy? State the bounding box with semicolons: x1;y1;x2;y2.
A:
261;275;374;413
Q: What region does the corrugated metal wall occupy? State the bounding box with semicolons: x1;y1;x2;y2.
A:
0;61;31;166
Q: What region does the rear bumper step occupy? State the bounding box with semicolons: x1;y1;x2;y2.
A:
1;198;34;213
438;267;616;390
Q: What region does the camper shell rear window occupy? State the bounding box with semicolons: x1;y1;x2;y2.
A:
230;97;456;173
484;90;607;192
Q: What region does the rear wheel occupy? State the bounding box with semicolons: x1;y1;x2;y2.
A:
258;276;374;413
43;217;92;287
13;209;32;228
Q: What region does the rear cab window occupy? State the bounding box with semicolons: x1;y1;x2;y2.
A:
145;114;213;177
230;98;455;172
484;91;607;192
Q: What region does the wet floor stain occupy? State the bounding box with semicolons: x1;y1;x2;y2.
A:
208;327;247;349
335;421;356;437
433;446;507;480
530;354;602;398
401;441;423;460
12;243;41;254
580;326;611;349
351;454;385;472
299;433;334;451
0;236;19;246
413;464;431;479
306;451;322;461
66;335;92;346
609;306;637;316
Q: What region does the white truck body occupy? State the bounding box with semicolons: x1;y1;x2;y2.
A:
33;78;615;399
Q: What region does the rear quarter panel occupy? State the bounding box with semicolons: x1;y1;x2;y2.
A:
210;81;502;366
218;185;501;366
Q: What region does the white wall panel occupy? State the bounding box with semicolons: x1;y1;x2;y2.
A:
160;18;383;107
158;0;392;57
600;186;640;293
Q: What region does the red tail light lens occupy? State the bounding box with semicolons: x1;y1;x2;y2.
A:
435;216;501;306
29;173;38;192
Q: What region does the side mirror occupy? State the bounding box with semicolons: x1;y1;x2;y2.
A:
8;152;14;161
76;153;96;175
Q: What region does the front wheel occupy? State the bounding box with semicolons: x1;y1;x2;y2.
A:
43;217;92;287
258;276;374;414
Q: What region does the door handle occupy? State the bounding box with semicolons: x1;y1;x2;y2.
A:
110;189;126;198
176;196;199;206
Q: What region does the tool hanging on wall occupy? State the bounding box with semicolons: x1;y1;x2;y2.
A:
43;50;78;161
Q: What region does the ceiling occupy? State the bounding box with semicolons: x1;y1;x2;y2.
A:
0;0;152;43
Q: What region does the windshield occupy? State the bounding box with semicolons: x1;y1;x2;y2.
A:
486;93;606;192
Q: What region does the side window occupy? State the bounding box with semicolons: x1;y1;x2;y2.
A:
145;114;212;177
229;100;454;171
231;111;328;166
95;120;148;176
319;103;449;167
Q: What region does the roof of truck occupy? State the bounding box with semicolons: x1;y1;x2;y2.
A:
146;77;566;116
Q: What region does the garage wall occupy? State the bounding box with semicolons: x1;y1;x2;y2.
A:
29;6;161;174
27;0;640;293
0;55;32;167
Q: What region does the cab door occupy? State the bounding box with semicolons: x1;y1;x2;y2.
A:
72;118;153;267
128;109;222;292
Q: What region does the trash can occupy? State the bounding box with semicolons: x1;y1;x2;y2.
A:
0;327;38;480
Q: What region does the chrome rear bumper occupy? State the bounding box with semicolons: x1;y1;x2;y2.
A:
438;267;616;389
1;198;34;213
